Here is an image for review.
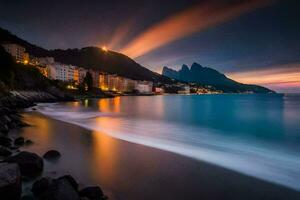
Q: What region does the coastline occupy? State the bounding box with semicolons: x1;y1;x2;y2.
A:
18;111;300;200
0;92;108;199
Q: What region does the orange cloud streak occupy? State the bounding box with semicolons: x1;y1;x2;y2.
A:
227;63;300;89
107;19;136;50
121;0;272;58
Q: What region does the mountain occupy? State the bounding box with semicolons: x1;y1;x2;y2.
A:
0;27;171;83
47;47;171;82
163;63;273;93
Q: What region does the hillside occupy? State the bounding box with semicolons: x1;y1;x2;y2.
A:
47;47;171;82
0;27;171;83
163;63;274;93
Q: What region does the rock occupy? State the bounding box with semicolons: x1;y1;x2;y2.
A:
5;151;44;178
21;195;35;200
0;123;9;134
9;114;21;122
0;163;22;200
32;177;80;200
0;146;12;157
79;186;105;200
58;175;78;190
25;139;34;145
32;177;54;197
3;115;12;123
8;122;17;129
14;137;25;146
0;136;12;147
10;146;20;150
43;150;61;160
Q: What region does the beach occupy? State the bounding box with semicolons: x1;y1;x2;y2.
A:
16;111;300;200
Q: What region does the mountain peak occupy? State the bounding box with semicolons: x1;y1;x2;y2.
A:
162;62;273;93
191;62;203;69
181;64;190;72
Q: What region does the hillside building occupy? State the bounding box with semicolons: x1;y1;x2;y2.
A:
2;43;29;64
135;81;153;93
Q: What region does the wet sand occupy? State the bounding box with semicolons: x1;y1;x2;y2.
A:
15;112;300;200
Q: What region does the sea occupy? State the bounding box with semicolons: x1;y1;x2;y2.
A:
33;94;300;191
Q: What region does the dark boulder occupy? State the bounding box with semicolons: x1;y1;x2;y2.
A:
43;150;61;160
2;115;12;124
32;177;54;197
21;195;35;200
14;137;25;146
5;151;44;177
0;146;12;157
0;123;9;134
79;186;105;200
25;139;34;145
32;177;80;200
0;136;12;147
58;175;78;190
0;163;22;200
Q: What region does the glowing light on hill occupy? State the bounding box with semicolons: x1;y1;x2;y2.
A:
121;0;272;58
102;46;108;52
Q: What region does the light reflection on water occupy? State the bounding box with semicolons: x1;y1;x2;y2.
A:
21;94;300;193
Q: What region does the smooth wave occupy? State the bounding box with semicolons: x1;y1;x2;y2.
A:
34;103;300;191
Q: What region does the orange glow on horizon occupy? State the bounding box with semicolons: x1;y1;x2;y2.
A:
120;0;272;58
227;63;300;89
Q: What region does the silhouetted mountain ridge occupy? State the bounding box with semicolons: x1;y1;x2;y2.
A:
163;63;273;93
0;27;171;83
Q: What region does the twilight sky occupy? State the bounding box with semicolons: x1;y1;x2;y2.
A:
0;0;300;92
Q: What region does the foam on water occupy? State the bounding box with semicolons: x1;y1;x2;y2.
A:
34;103;300;191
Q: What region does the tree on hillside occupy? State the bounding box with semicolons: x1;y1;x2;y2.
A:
83;72;93;91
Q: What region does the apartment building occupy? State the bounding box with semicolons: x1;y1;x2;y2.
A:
2;43;29;64
135;81;153;93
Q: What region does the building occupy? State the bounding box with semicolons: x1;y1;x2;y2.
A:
73;67;79;84
99;73;137;92
47;63;80;82
114;76;137;92
2;43;29;64
67;65;77;82
78;67;88;83
88;70;100;88
154;87;164;94
135;81;153;94
47;63;68;81
178;85;190;94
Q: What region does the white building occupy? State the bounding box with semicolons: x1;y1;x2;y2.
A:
2;43;29;63
48;63;77;81
55;64;68;81
135;81;153;94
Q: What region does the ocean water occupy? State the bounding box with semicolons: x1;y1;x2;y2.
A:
34;94;300;191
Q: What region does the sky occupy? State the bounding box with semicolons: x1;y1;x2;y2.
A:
0;0;300;92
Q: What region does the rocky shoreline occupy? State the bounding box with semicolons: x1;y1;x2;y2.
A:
0;91;107;200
